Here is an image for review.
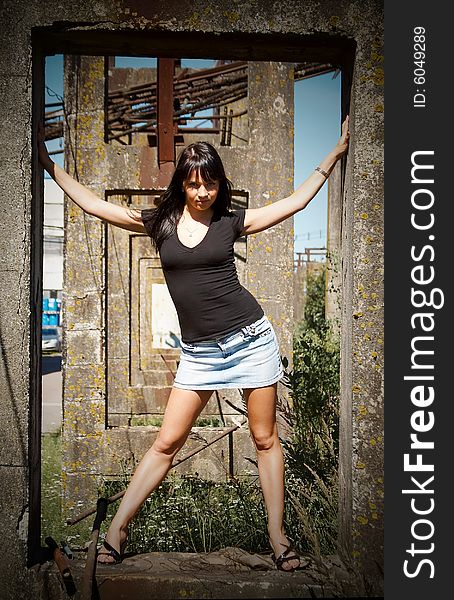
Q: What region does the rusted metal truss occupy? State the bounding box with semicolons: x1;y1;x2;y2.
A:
44;60;337;143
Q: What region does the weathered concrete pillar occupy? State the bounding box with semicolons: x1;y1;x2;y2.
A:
0;9;42;599
338;31;384;593
62;55;109;516
218;61;294;429
246;62;294;371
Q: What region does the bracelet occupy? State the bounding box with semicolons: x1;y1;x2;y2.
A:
315;166;329;179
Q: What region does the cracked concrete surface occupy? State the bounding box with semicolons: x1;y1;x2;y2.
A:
36;548;364;599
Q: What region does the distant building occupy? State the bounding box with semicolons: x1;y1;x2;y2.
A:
43;178;63;325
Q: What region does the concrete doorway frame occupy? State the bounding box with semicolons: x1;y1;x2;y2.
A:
30;24;356;570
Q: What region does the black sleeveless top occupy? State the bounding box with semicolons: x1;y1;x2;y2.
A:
141;208;263;343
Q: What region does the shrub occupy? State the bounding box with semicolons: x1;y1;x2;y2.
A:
281;267;340;556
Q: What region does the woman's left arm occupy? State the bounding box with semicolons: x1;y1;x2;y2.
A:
242;116;350;235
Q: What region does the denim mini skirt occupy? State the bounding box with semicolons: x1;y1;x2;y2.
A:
173;315;284;390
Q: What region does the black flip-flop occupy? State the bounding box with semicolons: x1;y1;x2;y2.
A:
97;539;126;565
272;546;301;572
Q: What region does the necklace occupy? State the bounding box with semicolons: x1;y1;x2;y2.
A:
184;224;199;238
180;212;211;237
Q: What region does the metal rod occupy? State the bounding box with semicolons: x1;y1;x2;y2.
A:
228;431;234;478
157;58;175;165
220;106;227;146
81;497;108;600
226;109;233;146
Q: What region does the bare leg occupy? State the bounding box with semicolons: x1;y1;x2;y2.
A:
244;384;299;571
97;387;213;563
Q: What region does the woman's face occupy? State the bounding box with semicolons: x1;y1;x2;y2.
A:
182;170;220;213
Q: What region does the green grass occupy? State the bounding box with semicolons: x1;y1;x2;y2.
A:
41;432;92;550
41;433;63;544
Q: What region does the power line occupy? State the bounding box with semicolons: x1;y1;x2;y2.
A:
294;229;326;241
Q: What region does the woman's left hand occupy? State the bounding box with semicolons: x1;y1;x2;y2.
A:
37;121;51;166
333;115;350;159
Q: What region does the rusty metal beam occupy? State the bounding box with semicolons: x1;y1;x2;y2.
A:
157;57;175;167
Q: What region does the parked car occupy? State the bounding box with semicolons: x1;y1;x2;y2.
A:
42;327;61;353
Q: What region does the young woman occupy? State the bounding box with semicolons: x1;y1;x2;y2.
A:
38;116;349;571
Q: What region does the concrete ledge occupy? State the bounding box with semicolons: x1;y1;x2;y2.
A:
35;548;368;599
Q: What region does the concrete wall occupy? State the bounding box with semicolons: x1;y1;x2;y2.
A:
61;54;294;516
0;1;383;598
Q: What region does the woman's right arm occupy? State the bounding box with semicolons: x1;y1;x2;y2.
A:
37;123;146;233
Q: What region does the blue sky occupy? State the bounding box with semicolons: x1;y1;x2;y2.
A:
45;55;340;256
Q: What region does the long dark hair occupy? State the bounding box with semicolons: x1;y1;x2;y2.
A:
147;142;233;249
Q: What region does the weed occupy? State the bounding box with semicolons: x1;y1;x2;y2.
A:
99;473;269;555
